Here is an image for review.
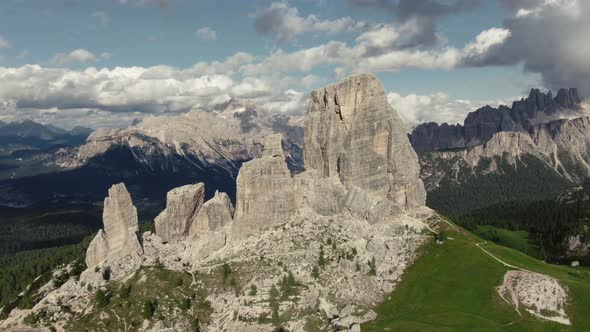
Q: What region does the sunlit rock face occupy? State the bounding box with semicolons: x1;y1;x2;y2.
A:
86;183;142;268
304;73;426;208
155;183;205;243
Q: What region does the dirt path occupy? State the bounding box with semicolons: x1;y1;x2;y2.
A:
441;218;460;232
474;242;530;272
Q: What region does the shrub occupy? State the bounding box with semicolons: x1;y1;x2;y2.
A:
118;284;132;299
249;285;258;296
95;289;110;308
280;272;297;299
269;285;279;302
312;266;320;279
368;257;377;276
271;302;280;326
222;263;232;281
179;297;191;311
142;300;157;319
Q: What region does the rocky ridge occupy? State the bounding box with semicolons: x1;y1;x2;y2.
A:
411;88;587;152
1;74;433;331
54;99;304;176
419;116;590;192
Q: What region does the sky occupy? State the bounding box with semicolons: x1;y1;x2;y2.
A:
0;0;588;129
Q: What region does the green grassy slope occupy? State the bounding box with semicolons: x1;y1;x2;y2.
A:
363;219;590;331
472;225;543;259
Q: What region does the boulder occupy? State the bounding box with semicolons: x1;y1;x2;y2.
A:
155;183;205;242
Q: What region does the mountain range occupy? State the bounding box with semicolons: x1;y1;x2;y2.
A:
0;100;303;209
2;74;589;331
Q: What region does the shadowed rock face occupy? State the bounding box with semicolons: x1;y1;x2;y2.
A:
304;73;426;208
86;183;142;268
155;183;205;243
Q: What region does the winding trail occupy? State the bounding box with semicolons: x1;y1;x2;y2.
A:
474;242;528;271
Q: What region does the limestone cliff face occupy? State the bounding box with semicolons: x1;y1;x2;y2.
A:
86;183;143;268
231;74;426;236
190;190;234;237
304;73;426;208
155;183;205;243
233;134;296;236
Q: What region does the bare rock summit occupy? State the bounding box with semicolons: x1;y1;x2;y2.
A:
304;73;426;208
85;183;143;268
155;183;205;243
233;134;296;237
190;190;234;237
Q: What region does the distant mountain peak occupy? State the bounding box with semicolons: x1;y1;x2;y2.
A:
213;98;257;114
411;87;587;152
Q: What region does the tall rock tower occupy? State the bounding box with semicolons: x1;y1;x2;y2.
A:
304;73;426;208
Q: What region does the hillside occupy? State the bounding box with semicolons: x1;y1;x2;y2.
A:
364;218;590;331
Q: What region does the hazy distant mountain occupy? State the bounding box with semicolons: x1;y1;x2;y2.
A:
69;126;93;136
0;119;63;141
55;99;303;174
0;101;303;208
0;119;91;146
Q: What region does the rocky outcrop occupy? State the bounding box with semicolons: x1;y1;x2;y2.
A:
498;270;570;325
190;190;234;237
85;183;143;268
411;88;586;152
155;183;205;243
85;230;108;269
233;134;297;236
304;73;426;208
232;74;427;236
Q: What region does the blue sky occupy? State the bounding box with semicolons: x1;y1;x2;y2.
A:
0;0;586;128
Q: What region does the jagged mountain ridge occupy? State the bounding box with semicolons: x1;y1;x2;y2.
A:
55;99;304;176
0;100;303;208
411;88;587;152
409;87;590;216
421;116;590;193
